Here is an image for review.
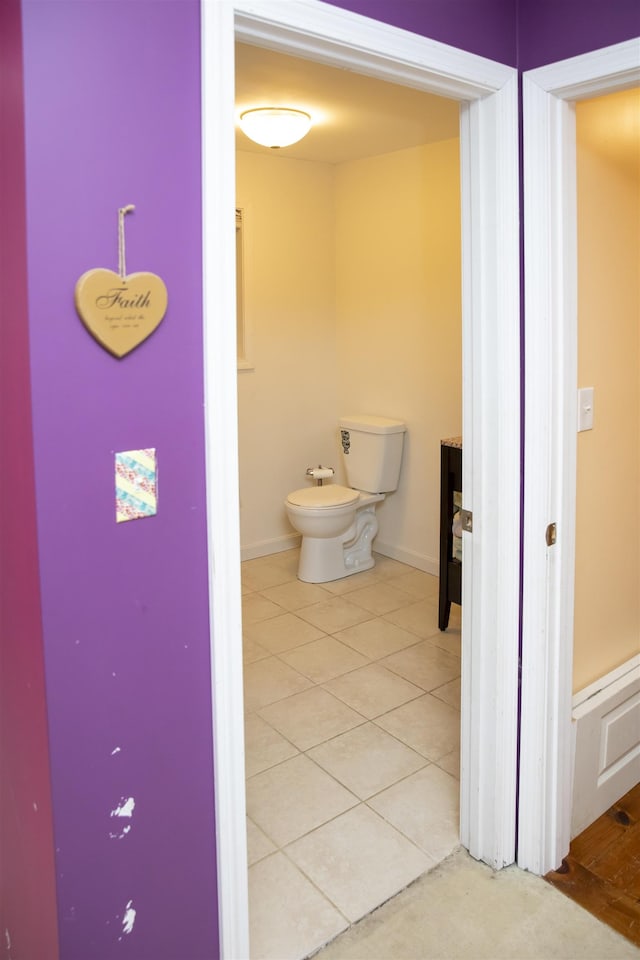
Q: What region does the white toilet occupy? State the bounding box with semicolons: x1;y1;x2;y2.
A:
285;415;407;583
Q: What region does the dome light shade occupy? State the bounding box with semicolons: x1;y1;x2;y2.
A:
239;108;312;149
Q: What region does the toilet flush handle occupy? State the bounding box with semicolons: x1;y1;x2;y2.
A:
306;465;335;486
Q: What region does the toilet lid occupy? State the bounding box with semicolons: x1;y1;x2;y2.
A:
287;484;359;508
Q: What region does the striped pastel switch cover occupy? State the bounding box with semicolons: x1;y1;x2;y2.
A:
115;449;157;523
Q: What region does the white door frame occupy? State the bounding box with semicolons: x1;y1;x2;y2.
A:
201;2;520;956
519;37;640;877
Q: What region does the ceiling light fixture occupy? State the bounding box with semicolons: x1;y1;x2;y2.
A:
239;107;312;149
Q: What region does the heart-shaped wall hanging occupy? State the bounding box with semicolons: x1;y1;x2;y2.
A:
75;268;168;358
74;205;168;358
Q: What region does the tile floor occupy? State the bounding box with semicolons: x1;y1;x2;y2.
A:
315;847;640;960
242;548;462;960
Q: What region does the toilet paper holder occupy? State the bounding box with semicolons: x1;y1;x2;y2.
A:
306;465;335;486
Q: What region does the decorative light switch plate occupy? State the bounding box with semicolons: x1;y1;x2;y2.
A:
115;449;157;522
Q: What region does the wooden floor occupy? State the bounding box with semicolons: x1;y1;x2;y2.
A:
545;783;640;946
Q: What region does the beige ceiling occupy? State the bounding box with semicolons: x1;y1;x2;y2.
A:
235;42;460;165
235;44;639;178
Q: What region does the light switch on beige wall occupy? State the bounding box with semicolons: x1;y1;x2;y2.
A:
577;387;594;432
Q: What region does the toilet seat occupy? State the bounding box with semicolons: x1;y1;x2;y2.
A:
287;484;359;509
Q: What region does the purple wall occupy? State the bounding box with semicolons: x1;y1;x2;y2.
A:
327;0;640;71
9;0;639;958
0;1;59;956
518;0;640;70
20;2;218;958
326;0;518;65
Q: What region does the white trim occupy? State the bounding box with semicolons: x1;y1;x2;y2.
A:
571;657;640;838
235;202;256;370
520;37;640;877
202;1;520;954
459;78;521;868
234;0;511;100
373;542;439;576
526;37;640;100
573;653;640;709
240;533;300;561
201;5;250;960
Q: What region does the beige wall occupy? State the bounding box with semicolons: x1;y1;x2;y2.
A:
236;139;462;569
236;151;339;555
573;96;640;692
335;140;462;568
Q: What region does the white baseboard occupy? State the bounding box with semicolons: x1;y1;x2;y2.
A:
241;534;438;575
240;533;301;562
571;654;640;839
374;540;439;576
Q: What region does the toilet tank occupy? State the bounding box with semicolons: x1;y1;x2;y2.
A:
339;415;406;493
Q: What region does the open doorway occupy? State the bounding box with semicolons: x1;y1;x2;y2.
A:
202;3;520;956
235;43;463;956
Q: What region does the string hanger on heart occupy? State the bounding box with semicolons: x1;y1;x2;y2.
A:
118;204;136;278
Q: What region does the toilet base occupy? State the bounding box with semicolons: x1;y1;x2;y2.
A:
298;537;375;583
296;501;381;583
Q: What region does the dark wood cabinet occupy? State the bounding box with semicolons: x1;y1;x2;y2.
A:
438;438;462;631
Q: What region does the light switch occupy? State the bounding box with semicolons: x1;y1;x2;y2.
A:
577;387;594;432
